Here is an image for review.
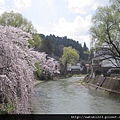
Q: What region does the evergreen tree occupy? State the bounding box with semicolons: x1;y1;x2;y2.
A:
39;34;88;60
39;37;53;56
83;42;89;60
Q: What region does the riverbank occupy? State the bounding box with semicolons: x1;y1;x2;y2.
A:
34;74;86;85
82;74;120;98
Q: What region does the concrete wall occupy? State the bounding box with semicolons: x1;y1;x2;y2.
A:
83;75;120;96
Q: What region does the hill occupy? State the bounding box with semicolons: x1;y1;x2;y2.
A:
39;34;89;60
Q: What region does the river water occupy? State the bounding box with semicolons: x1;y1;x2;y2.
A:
32;77;120;114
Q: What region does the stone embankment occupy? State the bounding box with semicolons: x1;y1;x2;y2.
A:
83;74;120;97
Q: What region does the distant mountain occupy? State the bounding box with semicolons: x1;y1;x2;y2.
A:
39;34;89;60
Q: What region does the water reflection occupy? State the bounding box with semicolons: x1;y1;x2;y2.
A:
32;77;120;114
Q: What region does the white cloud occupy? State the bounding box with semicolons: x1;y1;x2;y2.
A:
34;24;46;34
35;15;92;48
13;0;31;11
30;0;109;49
33;0;109;49
0;0;5;4
67;0;97;14
67;0;109;14
47;0;53;5
52;15;92;48
35;20;91;48
34;24;54;37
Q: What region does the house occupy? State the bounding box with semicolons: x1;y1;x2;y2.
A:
67;62;83;74
92;43;120;77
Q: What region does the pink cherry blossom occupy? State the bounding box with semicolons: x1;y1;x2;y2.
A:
0;25;60;114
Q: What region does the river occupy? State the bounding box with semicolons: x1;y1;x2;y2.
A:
31;77;120;114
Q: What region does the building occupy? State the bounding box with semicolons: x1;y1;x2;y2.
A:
67;62;83;74
92;44;120;77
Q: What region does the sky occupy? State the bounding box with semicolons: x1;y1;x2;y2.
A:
0;0;110;48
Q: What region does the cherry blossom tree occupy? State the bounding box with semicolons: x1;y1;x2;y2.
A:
0;25;60;114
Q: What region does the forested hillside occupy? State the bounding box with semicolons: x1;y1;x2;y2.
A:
39;34;89;60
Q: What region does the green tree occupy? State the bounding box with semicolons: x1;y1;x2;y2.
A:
34;62;42;80
0;11;36;33
90;2;120;61
28;34;42;50
83;42;89;60
40;38;53;56
83;42;88;51
61;46;79;75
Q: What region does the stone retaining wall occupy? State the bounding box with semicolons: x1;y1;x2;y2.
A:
83;74;120;96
